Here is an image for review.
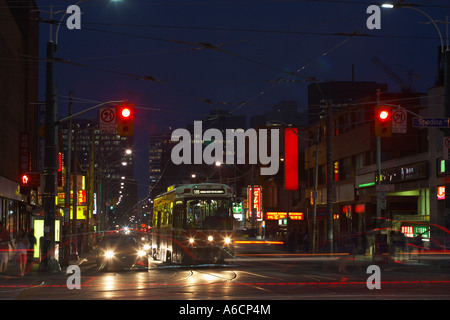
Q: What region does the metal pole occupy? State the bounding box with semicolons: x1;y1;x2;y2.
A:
72;125;78;257
326;100;333;253
375;90;385;261
312;124;320;254
444;50;450;242
39;40;60;272
61;92;73;267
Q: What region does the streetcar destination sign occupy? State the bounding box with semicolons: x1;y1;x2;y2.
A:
412;117;450;128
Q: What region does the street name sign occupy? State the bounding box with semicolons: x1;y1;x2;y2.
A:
412;117;450;128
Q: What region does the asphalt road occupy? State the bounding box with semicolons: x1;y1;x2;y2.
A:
1;248;450;304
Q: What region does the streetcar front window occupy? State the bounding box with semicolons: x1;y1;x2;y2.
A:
185;199;233;230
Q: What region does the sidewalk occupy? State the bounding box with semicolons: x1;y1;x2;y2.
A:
1;250;96;278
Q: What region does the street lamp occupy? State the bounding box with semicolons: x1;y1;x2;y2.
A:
39;0;125;272
380;1;450;253
381;3;445;52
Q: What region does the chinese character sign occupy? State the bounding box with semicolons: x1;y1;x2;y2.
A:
247;186;262;219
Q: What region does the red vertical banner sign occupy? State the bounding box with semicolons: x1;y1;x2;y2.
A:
284;127;298;190
247;186;262;219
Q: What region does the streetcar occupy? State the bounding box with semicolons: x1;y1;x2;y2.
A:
151;183;234;264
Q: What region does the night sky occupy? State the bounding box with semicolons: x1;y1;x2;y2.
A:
35;0;450;199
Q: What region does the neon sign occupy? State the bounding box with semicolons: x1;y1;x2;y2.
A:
247;186;261;219
438;186;445;200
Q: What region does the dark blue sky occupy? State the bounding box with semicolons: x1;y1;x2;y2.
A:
35;0;449;198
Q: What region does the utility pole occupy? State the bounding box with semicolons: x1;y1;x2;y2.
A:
444;49;450;239
72;124;79;258
61;91;73;267
326;100;334;253
39;31;60;271
312;124;320;254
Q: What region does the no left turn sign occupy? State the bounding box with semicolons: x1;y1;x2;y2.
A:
100;108;116;123
99;107;117;134
392;108;406;133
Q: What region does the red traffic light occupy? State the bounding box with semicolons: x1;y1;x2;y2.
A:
375;106;392;137
116;103;135;136
121;107;131;118
378;110;389;120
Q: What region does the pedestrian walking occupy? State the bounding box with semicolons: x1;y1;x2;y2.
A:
297;230;304;253
303;233;309;253
288;229;297;253
15;230;29;276
0;223;11;274
27;229;36;263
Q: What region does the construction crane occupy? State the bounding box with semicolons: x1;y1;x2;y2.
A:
371;56;416;93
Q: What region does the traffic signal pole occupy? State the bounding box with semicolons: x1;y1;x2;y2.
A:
40;40;60;272
444;50;450;244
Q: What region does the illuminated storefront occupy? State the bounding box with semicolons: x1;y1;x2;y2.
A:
31;216;63;260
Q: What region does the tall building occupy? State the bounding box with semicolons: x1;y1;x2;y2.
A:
0;0;39;235
148;127;179;199
148;109;248;199
61;118;135;230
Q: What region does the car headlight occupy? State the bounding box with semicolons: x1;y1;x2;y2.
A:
207;235;214;242
189;238;195;245
224;237;231;245
104;250;114;258
138;250;146;257
143;244;150;251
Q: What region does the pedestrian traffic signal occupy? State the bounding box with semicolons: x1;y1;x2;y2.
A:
375;106;392;137
20;174;30;195
21;174;29;186
116;103;135;136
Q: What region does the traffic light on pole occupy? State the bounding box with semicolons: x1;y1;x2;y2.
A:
116;103;135;136
375;106;392;137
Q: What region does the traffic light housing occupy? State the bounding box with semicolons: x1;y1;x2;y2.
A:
116;103;135;136
375;106;392;137
20;174;30;195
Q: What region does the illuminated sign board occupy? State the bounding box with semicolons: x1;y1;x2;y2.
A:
247;186;261;219
438;186;445;200
266;212;287;220
57;190;86;206
401;225;429;239
193;189;225;194
289;212;304;220
266;212;304;220
379;162;428;184
401;226;414;238
232;202;243;214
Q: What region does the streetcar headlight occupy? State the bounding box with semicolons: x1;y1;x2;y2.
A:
137;250;146;257
189;238;195;244
224;237;231;245
104;250;114;259
207;235;214;242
